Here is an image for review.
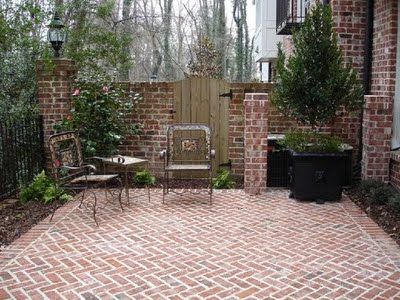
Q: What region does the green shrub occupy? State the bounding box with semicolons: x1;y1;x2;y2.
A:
368;185;394;206
133;169;155;186
388;194;400;216
20;171;72;204
279;131;342;153
359;179;383;197
212;169;235;189
358;179;394;206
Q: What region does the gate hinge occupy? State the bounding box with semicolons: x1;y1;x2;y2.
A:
219;89;232;100
219;159;232;169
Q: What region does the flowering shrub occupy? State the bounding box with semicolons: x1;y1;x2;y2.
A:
55;72;143;157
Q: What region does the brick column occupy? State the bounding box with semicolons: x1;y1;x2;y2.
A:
244;93;269;195
362;95;393;182
36;59;77;170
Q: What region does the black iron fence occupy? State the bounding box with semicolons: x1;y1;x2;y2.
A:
276;0;306;35
0;115;45;199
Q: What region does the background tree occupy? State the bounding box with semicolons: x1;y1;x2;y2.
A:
187;36;221;78
0;0;256;120
63;0;133;75
0;0;52;118
232;0;252;82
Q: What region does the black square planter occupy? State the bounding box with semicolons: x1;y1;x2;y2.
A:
288;150;350;202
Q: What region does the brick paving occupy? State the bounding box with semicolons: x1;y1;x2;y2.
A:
1;189;400;299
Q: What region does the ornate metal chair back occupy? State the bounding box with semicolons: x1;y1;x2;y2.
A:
48;131;84;183
166;124;212;166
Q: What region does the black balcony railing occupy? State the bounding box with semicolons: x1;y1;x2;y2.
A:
276;0;306;35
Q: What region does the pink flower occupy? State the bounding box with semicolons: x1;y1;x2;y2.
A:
102;86;109;93
66;114;72;121
72;89;80;96
55;159;61;168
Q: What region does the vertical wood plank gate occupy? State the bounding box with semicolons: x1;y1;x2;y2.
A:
173;77;230;175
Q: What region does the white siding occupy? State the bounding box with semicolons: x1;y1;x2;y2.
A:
254;0;283;63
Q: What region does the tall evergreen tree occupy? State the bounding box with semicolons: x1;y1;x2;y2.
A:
272;3;363;128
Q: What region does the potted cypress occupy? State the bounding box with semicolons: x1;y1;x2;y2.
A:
271;3;363;203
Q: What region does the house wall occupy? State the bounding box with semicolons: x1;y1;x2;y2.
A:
362;0;398;184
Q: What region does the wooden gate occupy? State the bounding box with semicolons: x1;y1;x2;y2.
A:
173;77;230;175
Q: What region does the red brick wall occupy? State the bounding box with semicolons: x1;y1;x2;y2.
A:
229;83;272;176
331;0;367;79
390;152;400;190
37;73;363;179
362;96;393;182
244;94;269;194
370;0;398;96
330;0;366;156
362;0;398;182
36;59;77;170
119;82;175;176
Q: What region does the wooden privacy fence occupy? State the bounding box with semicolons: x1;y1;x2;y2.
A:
173;77;231;175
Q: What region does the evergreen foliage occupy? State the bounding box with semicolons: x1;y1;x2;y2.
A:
63;0;133;76
0;1;53;118
272;3;363;128
187;36;222;78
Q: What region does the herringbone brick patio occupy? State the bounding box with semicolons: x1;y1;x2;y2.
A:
0;189;399;299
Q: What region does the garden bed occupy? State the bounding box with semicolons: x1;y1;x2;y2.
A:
0;198;63;249
346;186;400;246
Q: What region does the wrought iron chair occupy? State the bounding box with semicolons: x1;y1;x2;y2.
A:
160;124;215;204
48;131;123;226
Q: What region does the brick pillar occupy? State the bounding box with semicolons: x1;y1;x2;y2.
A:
36;59;77;170
362;95;393;182
244;93;269;195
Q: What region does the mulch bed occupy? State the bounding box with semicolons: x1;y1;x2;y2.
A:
0;199;63;249
1;177;244;249
345;186;400;246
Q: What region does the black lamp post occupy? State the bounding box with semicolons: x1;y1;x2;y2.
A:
47;13;67;58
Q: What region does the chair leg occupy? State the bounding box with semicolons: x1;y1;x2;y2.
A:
162;183;165;204
209;171;213;205
146;185;151;202
79;189;86;208
49;207;56;222
118;178;124;211
93;193;99;226
163;170;168;204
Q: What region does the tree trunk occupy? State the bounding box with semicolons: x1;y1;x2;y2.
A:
233;0;244;82
120;0;132;81
162;0;174;80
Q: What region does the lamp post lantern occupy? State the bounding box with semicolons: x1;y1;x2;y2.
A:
47;13;67;58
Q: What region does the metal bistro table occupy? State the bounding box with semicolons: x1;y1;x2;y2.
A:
99;155;150;204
